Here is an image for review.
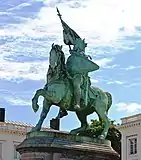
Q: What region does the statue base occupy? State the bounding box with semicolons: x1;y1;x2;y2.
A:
16;129;120;160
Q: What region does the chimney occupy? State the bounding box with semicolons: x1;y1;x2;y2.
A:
0;108;5;122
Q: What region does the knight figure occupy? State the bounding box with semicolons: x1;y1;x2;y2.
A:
57;8;99;109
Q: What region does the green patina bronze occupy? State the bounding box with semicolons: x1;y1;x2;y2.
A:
31;8;112;140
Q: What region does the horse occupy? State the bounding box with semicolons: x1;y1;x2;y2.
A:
31;44;112;139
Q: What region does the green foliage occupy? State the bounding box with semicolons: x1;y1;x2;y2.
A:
79;119;121;154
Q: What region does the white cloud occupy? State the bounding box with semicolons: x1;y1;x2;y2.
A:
124;65;141;70
7;3;31;11
95;58;113;67
42;0;88;7
38;0;141;46
0;59;49;81
2;0;141;48
4;95;44;107
124;82;141;88
4;96;31;106
1;0;141;81
103;64;119;69
116;102;141;113
90;79;99;84
107;80;125;85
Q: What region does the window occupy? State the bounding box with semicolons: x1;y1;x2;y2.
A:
14;144;20;160
129;138;137;155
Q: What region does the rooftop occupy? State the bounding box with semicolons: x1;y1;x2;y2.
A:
0;120;68;135
121;113;141;124
0;120;48;135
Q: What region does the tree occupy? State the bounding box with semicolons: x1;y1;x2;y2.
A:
79;119;121;155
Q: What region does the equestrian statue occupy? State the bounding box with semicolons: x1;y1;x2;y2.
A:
31;8;112;140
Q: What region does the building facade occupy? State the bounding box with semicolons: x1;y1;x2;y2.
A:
0;121;36;160
118;113;141;160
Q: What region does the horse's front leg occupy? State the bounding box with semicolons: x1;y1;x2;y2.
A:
31;99;51;132
32;89;44;113
32;88;53;113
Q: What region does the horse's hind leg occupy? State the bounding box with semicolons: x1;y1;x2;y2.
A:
95;102;110;139
98;113;110;139
70;111;88;135
56;108;68;119
31;99;51;132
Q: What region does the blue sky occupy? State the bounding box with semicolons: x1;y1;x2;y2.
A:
0;0;141;131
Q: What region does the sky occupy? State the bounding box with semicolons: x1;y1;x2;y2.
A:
0;0;141;131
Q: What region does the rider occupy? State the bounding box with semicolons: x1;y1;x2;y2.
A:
57;8;99;109
66;38;99;109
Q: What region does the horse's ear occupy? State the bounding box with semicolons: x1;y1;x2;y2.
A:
52;43;54;47
83;38;85;42
61;45;63;49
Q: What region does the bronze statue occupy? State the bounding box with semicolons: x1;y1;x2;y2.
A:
31;8;112;140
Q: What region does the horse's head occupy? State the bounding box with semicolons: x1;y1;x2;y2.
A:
49;43;64;70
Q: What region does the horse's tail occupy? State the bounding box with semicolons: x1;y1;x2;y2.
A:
105;92;112;113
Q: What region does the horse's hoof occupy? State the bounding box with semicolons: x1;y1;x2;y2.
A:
30;128;36;132
70;130;77;135
32;103;39;113
30;126;41;132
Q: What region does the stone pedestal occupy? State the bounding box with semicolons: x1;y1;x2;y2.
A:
16;130;120;160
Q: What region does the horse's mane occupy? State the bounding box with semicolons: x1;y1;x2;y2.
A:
59;50;69;79
47;44;68;82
